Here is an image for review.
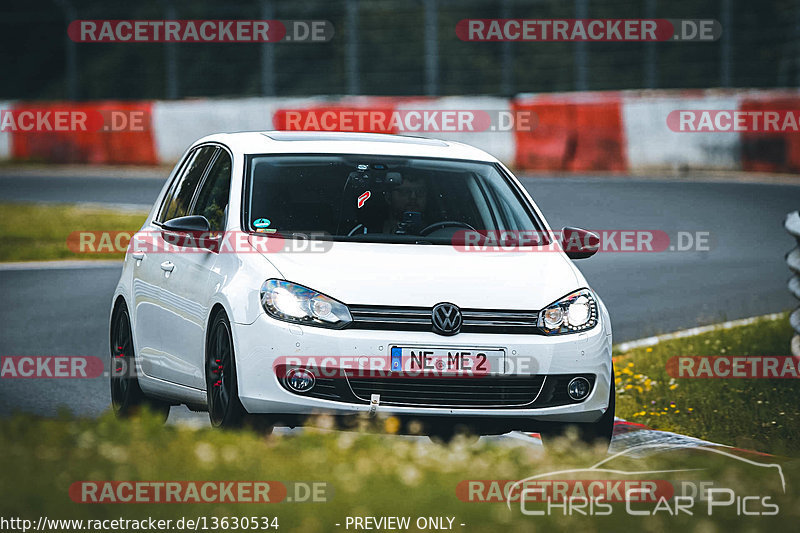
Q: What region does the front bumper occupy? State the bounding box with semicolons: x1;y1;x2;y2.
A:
232;311;612;424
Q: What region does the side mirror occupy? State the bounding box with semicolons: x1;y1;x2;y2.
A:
162;215;210;233
161;215;217;250
560;227;600;259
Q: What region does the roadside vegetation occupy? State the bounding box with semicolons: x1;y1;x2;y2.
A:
0;203;146;262
614;313;798;455
0;411;797;532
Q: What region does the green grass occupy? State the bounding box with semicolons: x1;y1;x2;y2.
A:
0;203;147;262
0;412;798;532
614;314;798;454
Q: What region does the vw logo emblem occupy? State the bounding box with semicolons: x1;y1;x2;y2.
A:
431;302;462;336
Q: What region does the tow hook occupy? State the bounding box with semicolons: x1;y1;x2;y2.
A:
369;394;380;416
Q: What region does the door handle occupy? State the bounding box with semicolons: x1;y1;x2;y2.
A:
160;261;175;272
131;252;145;260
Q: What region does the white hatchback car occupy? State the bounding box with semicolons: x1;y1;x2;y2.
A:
110;131;614;447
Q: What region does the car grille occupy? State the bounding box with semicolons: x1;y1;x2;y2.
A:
303;376;340;401
346;375;547;407
348;305;542;335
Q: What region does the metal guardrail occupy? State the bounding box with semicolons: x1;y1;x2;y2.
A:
786;211;800;357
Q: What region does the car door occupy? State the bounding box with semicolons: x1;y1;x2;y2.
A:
134;145;217;384
158;147;233;389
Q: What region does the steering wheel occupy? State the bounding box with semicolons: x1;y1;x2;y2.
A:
419;221;477;236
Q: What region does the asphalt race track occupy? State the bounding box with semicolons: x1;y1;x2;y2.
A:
0;174;162;210
1;172;798;432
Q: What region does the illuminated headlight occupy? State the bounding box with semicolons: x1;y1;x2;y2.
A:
538;289;598;335
261;279;352;329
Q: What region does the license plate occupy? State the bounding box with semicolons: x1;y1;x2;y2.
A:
389;346;505;375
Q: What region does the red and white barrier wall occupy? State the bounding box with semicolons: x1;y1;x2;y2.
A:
512;91;627;171
4;101;157;165
738;91;800;173
1;90;798;173
152;97;321;162
621;93;741;170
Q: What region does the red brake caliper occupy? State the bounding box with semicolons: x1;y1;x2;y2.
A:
213;359;223;387
114;345;125;375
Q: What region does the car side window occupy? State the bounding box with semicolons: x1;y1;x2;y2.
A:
192;150;232;232
158;146;217;223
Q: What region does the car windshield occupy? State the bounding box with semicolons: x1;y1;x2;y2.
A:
245;154;546;245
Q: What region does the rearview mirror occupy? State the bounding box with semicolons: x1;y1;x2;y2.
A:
560;227;600;259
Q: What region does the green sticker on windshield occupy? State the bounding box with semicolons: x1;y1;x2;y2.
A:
253;218;271;228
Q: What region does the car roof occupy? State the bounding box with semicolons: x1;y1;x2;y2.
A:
191;131;498;162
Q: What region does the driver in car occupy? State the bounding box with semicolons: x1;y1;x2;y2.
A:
382;174;428;234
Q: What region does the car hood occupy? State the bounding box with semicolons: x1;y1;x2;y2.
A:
253;240;581;310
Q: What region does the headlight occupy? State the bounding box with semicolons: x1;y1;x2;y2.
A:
260;279;352;329
538;289;598;335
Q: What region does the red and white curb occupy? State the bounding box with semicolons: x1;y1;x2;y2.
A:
508;419;722;453
615;312;785;353
508;419;771;458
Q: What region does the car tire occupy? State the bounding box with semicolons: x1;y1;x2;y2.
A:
110;301;170;422
206;310;249;429
539;377;616;452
